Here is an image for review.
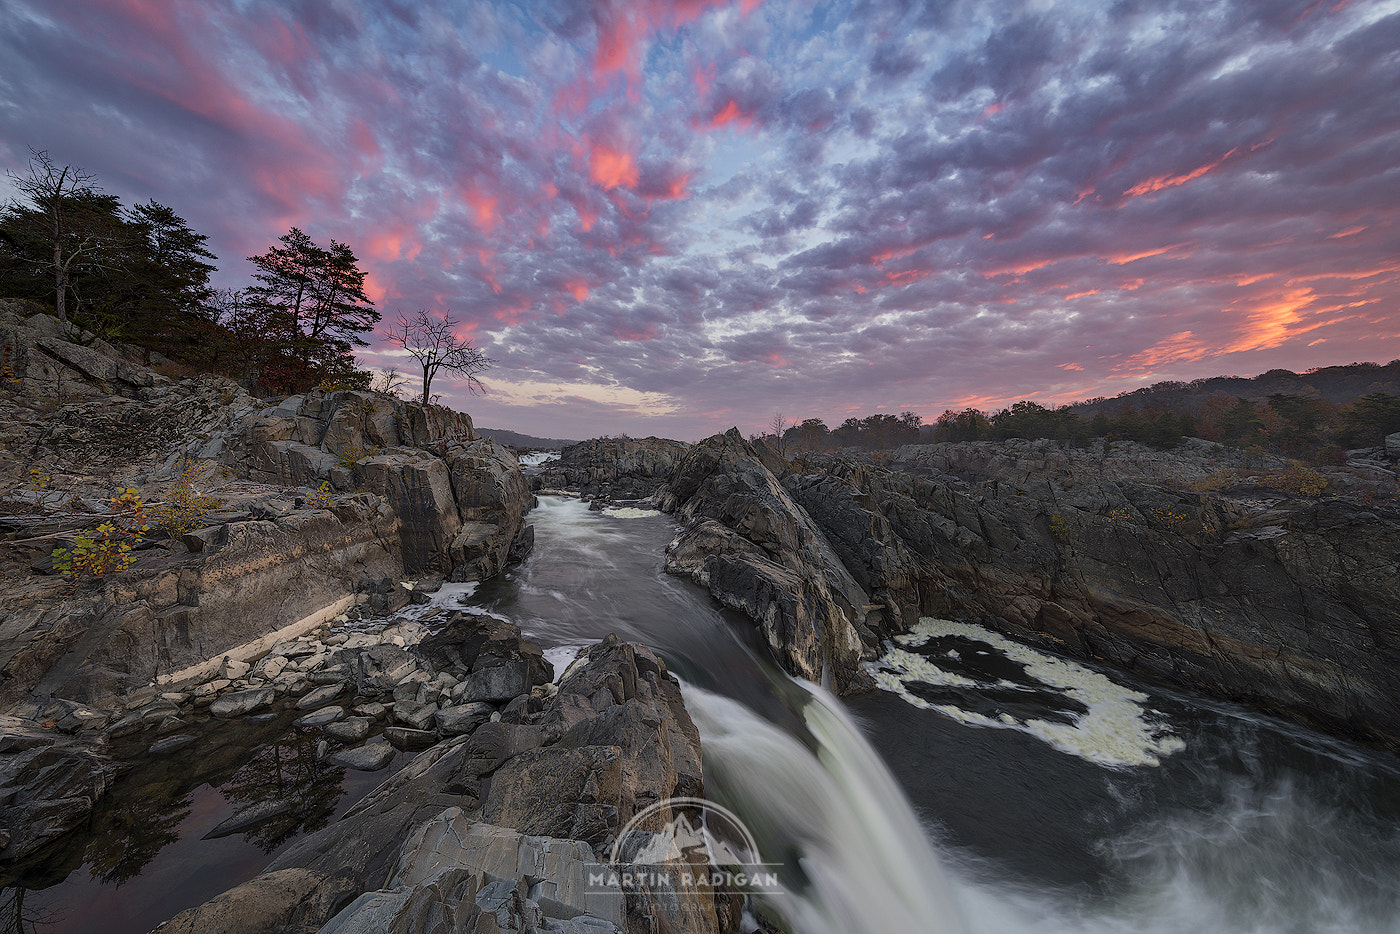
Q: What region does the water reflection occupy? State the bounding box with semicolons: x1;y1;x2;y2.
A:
215;727;345;853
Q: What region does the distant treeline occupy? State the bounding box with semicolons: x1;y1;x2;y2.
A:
474;427;579;450
773;362;1400;462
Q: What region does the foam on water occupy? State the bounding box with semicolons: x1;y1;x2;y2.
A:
867;618;1184;768
601;506;663;518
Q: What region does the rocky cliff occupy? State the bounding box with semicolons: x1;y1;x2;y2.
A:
0;307;534;714
653;428;1400;746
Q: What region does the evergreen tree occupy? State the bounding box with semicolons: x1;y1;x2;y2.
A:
245;228;379;389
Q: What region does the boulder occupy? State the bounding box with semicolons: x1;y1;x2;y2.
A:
143;868;357;934
292;682;344;710
329;738;396;772
435;702;494;737
323;717;372;744
209;688;275;719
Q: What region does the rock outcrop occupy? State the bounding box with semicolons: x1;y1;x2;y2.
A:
662;429;875;693
865;439;1400;744
210;388;535;579
532;437;690;500
0;306;535;715
154;631;730;934
0;305;545;862
658;429;1400;745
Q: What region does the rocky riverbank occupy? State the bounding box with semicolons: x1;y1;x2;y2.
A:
143;609;729;934
538;430;1400;748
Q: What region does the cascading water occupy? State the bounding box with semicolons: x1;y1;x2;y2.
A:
20;495;1400;934
686;681;967;934
487;498;1400;934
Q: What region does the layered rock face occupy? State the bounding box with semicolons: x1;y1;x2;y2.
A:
1;492;404;712
661;429;876;693
659;429;1400;745
532;437;690;500
212;388;534;579
872;439;1400;744
0;310;535;715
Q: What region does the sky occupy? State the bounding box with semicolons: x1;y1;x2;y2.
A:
2;0;1398;442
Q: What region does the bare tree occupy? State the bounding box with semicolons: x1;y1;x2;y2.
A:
383;308;493;404
3;149;119;322
369;366;408;398
769;411;790;459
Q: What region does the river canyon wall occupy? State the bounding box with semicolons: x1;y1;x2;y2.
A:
543;428;1400;747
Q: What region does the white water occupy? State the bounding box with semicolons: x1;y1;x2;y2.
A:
438;498;1400;933
868;618;1186;767
687;681;968;934
689;678;1400;934
517;451;560;467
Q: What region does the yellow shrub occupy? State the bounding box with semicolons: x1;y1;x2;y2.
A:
1262;463;1329;497
52;523;136;577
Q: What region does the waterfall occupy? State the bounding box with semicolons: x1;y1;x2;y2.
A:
685;679;968;934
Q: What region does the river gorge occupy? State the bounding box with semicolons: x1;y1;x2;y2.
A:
12;496;1400;934
3;308;1399;933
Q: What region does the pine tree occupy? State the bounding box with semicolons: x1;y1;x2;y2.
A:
245;228;379;389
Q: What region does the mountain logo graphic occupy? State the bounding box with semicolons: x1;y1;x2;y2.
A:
610;797;761;868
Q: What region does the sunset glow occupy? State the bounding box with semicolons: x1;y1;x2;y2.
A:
2;0;1396;440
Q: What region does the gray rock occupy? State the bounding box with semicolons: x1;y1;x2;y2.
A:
148;734;196;754
383;727;437;750
329;739;396;771
1386;431;1400;459
391;701;438;731
295;682;346;710
435;702;494;737
294;706;346;729
209;687;275;719
452;662;531;703
323;717;372;744
352;702;387;720
140;868;355;934
202;797;294;839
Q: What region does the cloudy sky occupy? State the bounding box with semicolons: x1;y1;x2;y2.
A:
2;0;1398;441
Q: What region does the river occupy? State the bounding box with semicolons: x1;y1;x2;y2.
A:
17;495;1400;932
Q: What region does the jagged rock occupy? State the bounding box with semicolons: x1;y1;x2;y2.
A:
435;702;494;737
452;661;536;703
0;733;111;860
337;644;419;696
482;637;704;853
209;687;275;719
148;733;196;755
391;701;438;731
662;429;873;692
1386;431;1400;458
